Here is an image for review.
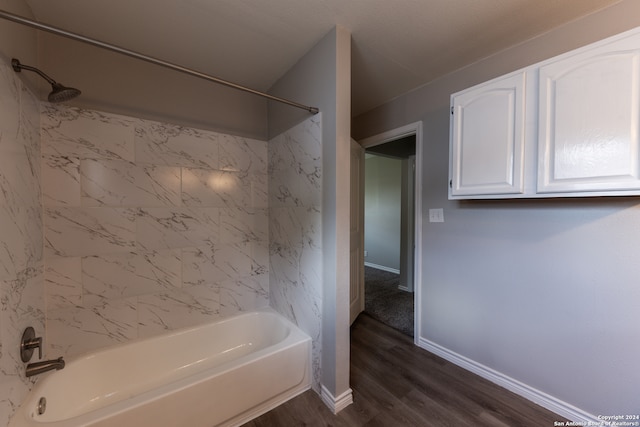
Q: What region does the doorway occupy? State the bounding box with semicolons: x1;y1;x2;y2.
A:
352;122;423;344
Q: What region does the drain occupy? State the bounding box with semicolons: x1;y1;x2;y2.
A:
37;397;46;415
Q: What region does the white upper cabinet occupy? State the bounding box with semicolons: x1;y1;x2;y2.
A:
449;26;640;199
450;72;526;197
538;34;640;194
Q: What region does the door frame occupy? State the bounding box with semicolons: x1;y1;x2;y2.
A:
358;121;423;344
349;138;365;325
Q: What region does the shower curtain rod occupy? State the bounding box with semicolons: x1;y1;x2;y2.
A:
0;9;319;114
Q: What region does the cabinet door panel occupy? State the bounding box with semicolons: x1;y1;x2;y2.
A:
450;72;526;197
538;41;640;193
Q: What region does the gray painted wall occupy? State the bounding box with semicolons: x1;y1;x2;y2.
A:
0;0;38;75
353;0;640;417
36;32;269;140
269;26;352;406
364;154;401;271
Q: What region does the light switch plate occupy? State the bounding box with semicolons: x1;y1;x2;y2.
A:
429;208;444;223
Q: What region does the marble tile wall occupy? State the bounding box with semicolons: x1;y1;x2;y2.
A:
268;114;323;390
42;104;269;357
0;55;44;425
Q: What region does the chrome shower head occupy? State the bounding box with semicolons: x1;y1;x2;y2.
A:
11;58;81;103
48;83;82;103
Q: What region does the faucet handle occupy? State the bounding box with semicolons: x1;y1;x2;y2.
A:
20;327;42;362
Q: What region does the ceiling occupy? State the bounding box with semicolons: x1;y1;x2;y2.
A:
24;0;622;117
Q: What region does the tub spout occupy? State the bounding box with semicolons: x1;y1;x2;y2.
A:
26;357;65;377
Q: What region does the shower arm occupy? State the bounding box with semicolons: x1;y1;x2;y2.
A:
12;60;57;85
0;9;319;115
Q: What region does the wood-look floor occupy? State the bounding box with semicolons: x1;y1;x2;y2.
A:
243;313;565;426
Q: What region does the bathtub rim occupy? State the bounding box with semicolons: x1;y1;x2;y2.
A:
64;306;304;364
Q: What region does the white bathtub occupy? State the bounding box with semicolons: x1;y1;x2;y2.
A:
10;309;311;427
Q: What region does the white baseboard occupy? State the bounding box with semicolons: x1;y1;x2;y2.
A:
364;262;400;275
417;337;600;424
320;385;353;414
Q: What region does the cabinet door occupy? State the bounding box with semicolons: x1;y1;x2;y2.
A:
538;35;640;194
450;72;526;198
